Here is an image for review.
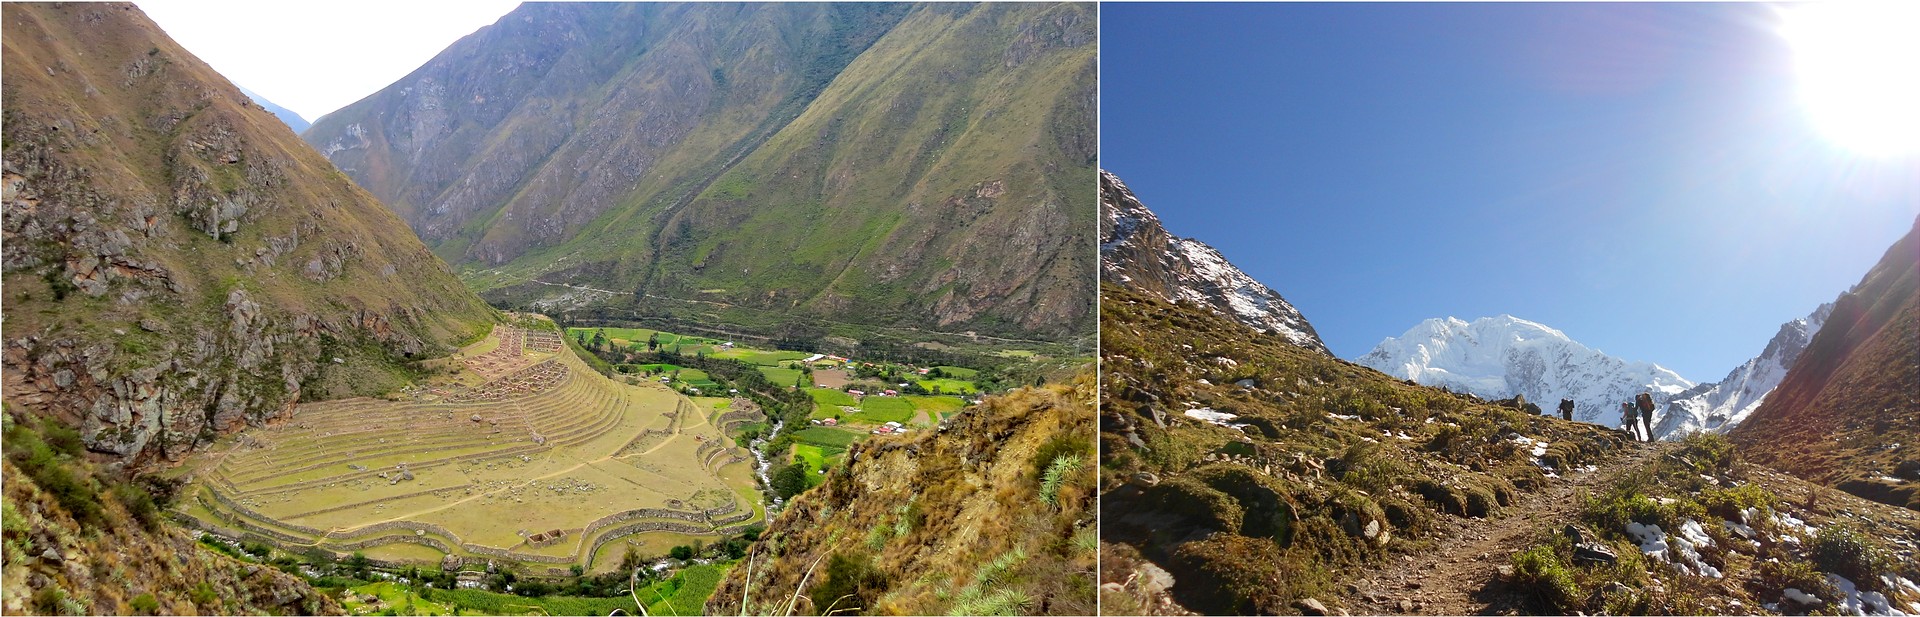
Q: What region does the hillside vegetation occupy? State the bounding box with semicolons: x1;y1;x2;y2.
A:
306;3;1095;342
1099;284;1920;615
1730;215;1920;511
3;408;340;615
707;371;1097;615
1;2;496;466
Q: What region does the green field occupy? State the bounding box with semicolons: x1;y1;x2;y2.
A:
857;397;916;423
807;389;858;408
792;444;844;488
793;427;860;448
640;563;731;616
756;366;806;388
930;366;979;379
903;395;966;415
916;378;979;395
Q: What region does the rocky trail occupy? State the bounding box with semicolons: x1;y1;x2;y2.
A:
1344;440;1664;616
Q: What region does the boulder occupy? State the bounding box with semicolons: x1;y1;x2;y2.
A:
1572;542;1618;566
1293;598;1330;616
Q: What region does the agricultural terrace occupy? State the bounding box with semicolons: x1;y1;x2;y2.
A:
174;321;765;574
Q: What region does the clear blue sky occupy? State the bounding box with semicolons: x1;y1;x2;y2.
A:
1101;3;1920;382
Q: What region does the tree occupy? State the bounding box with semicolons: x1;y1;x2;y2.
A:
591;329;607;350
669;545;694;560
771;462;810;500
648;332;661;351
927;367;945;379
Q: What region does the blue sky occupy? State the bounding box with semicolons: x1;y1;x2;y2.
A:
1101;2;1920;381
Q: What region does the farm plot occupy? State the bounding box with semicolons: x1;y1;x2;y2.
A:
175;321;762;570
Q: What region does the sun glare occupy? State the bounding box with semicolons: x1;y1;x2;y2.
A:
1779;1;1920;156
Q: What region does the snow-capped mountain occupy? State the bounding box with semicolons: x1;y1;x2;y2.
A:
1657;303;1834;438
1100;170;1330;354
1357;315;1695;428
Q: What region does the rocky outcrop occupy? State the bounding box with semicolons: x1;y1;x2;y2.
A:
1101;170;1330;354
1;3;495;467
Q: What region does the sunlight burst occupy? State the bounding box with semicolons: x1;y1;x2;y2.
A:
1779;1;1920;156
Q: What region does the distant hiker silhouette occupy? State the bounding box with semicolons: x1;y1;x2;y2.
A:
1559;398;1575;421
1621;402;1639;440
1634;392;1656;441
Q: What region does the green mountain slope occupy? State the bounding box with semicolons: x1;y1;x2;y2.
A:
1;2;496;466
305;3;1094;341
1730;215;1920;510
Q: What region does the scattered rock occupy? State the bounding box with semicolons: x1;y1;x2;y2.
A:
1293;598;1329;616
1129;471;1160;488
1572;542;1618;565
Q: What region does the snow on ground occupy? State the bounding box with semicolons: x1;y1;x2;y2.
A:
1625;520;1722;578
1827;573;1902;616
1184;408;1238;426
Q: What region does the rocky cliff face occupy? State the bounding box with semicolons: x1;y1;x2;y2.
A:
1;3;495;467
1655;302;1833;438
1730;215;1920;509
1100;170;1329;354
707;372;1096;615
306;3;1095;341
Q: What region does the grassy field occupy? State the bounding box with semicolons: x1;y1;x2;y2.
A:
756;365;806;388
807;388;858;408
793;427;860;448
856;397;916;424
915;377;978;395
640;563;732;616
902;395;966;415
930;366;979;379
174;324;761;570
793;443;844;489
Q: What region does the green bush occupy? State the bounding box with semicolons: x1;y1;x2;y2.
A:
1147;477;1244;534
809;551;887;615
1030;434;1092;477
1698;483;1779;520
129;592;160;615
1510;545;1579;612
1810;524;1891;591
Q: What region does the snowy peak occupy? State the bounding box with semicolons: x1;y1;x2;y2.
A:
1657;302;1834;438
1100;170;1330;354
1357;315;1694;427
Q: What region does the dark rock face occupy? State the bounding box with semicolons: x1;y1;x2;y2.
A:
1;3;493;467
1100;170;1330;354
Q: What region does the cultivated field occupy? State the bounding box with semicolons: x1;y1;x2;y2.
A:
173;320;764;573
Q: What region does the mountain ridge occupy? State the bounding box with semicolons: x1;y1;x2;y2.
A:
1100;170;1329;354
1357;314;1694;428
306;3;1095;342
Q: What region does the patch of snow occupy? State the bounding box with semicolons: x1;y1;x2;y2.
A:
1626;520;1721;578
1184;408;1239;426
1785;588;1822;606
1827;573;1900;616
1328;413;1360;421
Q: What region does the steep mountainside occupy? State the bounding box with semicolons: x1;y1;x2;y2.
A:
1358;315;1695;429
1657;303;1833;438
3;410;341;615
307;3;1095;340
1731;215;1920;510
1100;170;1329;354
1100;283;1920;617
237;86;308;134
707;372;1096;615
1;2;496;466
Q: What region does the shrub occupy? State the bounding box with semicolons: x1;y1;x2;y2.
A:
188;581;218;608
1029;435;1091;477
113;483;162;531
1147;477;1243;534
1698;483;1779;520
808;551;887;615
669;545;694;560
1510;545;1579;612
1810;524;1891;591
1040;454;1085;507
1167;535;1320;614
129;592;160;615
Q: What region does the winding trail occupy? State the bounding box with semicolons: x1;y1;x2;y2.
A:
1345;440;1664;615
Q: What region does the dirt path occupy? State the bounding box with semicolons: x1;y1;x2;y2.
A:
1346;440;1664;615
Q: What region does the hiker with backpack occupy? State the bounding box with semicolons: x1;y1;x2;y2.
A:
1558;398;1575;421
1634;392;1656;441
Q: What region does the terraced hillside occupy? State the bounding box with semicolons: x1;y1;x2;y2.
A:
173;319;762;575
